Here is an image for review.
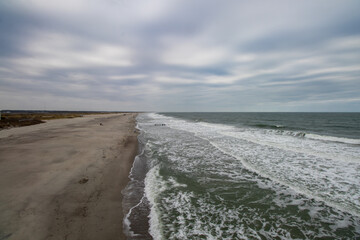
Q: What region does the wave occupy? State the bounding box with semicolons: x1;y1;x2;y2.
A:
155;112;359;146
305;133;360;145
208;139;360;218
145;165;164;240
252;123;286;129
272;130;306;137
262;129;359;145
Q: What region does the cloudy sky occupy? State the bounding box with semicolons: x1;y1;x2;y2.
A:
0;0;359;111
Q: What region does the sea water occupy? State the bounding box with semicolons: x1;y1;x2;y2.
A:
124;112;360;239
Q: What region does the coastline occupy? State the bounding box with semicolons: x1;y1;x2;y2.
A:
0;113;138;240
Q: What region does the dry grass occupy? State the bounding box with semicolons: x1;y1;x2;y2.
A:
0;112;113;130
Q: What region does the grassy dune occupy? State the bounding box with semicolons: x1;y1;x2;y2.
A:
0;112;114;129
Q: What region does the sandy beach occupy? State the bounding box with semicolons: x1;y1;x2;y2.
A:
0;113;138;240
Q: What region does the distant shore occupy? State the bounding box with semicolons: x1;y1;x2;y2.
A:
0;111;136;130
0;113;138;240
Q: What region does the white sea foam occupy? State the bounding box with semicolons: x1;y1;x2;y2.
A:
144;165;168;240
305;133;360;145
128;153;141;181
147;113;360;216
211;133;360;217
221;130;360;163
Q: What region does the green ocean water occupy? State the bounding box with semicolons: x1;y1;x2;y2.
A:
124;113;360;239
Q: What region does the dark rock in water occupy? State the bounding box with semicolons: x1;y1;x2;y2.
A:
100;123;103;126
154;123;166;126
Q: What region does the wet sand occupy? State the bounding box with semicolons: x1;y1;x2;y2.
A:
0;113;138;240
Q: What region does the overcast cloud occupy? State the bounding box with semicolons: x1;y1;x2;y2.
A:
0;0;359;111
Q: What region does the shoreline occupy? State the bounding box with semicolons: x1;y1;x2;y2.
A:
122;126;152;239
0;113;138;240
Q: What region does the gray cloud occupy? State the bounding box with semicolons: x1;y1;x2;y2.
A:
0;0;359;111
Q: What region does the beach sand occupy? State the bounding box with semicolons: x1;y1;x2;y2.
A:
0;113;138;240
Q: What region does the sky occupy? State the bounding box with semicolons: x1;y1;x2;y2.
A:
0;0;359;112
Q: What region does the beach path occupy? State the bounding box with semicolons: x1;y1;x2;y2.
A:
0;113;138;240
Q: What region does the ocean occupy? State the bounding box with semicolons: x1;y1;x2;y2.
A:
123;112;360;239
